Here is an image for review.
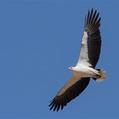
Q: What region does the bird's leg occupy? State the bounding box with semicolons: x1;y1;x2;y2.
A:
92;74;102;81
92;69;106;81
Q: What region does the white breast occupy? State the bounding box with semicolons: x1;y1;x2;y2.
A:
72;64;98;78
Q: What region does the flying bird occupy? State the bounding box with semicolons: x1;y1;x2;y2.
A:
49;9;106;111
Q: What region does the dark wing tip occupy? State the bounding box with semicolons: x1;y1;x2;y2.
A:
49;96;66;112
84;8;101;33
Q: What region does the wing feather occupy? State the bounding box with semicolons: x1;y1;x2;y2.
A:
49;77;90;111
77;8;101;67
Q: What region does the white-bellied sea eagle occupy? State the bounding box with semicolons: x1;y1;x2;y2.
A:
49;9;106;111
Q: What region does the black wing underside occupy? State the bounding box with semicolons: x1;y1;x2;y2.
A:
85;9;101;67
49;77;90;111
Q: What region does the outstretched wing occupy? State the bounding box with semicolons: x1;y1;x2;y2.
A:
49;77;90;111
77;9;101;68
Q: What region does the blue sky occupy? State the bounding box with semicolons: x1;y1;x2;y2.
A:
0;0;118;119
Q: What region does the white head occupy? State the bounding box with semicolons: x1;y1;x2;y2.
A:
68;66;74;71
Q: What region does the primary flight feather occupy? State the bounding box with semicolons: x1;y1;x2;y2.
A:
49;9;106;112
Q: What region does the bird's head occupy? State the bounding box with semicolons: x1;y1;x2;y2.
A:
68;66;74;71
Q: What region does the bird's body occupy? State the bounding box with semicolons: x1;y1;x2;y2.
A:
69;64;100;78
49;9;106;111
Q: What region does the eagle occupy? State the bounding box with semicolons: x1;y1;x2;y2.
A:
49;9;106;111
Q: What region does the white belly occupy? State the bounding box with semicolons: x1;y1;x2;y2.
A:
72;64;99;78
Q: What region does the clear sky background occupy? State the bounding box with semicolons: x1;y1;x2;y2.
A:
0;0;118;119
